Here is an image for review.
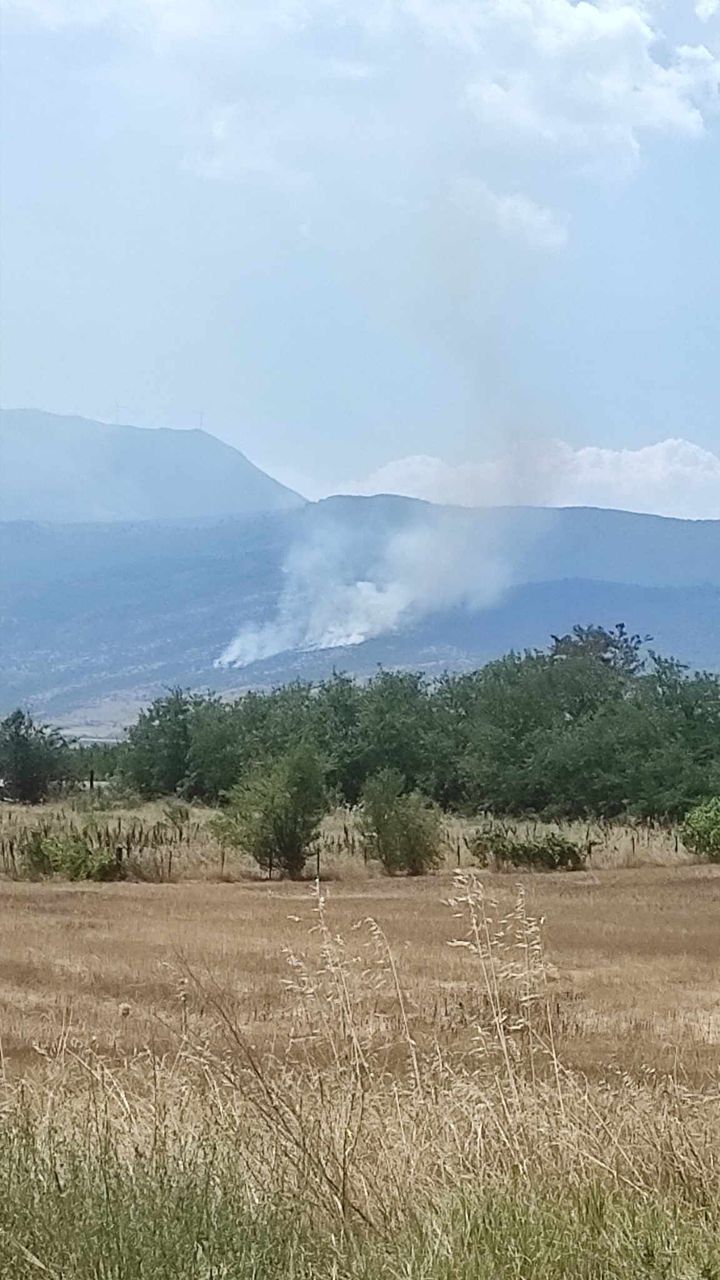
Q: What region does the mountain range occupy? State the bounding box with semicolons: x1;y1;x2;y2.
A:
1;411;719;736
0;409;302;522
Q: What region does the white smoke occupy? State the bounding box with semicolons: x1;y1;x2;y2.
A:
217;507;516;668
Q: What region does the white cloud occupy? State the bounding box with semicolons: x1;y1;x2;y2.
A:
696;0;719;22
462;2;720;172
338;438;720;520
8;1;720;175
456;179;568;251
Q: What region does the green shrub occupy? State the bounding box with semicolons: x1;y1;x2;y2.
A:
681;798;720;862
211;745;327;879
45;834;122;881
19;829;123;881
472;827;587;872
17;828;55;878
359;768;442;875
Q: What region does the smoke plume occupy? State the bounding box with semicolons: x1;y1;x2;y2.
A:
217;503;519;668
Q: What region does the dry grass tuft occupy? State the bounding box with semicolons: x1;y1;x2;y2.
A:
1;867;720;1276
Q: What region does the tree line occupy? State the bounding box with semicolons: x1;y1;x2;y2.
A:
0;624;709;818
116;625;720;821
4;625;720;822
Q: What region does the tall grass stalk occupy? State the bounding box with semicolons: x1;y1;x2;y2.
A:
1;874;719;1277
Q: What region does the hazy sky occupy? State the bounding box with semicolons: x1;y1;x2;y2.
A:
2;0;720;504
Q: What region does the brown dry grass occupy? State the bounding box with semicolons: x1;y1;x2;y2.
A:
2;849;720;1278
1;854;718;1087
0;800;691;881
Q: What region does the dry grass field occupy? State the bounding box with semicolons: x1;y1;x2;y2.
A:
0;801;715;1086
0;799;690;882
1;860;719;1083
2;805;720;1277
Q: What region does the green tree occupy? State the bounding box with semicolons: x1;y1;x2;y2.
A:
183;697;244;801
359;768;442;875
550;623;650;675
116;624;720;823
457;650;625;813
211;745;328;879
0;710;71;803
356;671;432;791
124;689;200;797
312;673;364;803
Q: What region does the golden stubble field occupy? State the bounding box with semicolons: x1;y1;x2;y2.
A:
3;811;720;1279
2;853;719;1086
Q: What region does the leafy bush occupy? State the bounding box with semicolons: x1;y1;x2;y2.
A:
358;769;442;876
19;830;123;881
472;827;587;872
211;746;327;879
16;828;54;878
681;798;720;862
44;835;122;881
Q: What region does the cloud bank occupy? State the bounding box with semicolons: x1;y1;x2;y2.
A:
8;0;720;204
340;438;720;521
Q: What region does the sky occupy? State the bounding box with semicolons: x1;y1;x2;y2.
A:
1;0;720;514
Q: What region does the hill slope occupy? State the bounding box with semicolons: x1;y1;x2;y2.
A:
2;498;720;733
0;409;303;521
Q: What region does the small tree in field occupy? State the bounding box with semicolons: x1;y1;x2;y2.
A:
359;768;442;876
681;798;720;863
0;710;71;803
211;746;327;879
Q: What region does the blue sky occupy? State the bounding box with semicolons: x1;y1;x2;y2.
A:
2;0;719;511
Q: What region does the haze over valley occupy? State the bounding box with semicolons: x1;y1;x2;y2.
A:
3;410;720;734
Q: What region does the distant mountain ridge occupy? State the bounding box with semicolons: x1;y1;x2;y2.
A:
2;496;720;734
3;409;720;732
0;409;303;521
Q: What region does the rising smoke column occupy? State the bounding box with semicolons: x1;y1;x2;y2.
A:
217;499;530;668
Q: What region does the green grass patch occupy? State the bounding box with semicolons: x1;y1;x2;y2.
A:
1;1126;719;1280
